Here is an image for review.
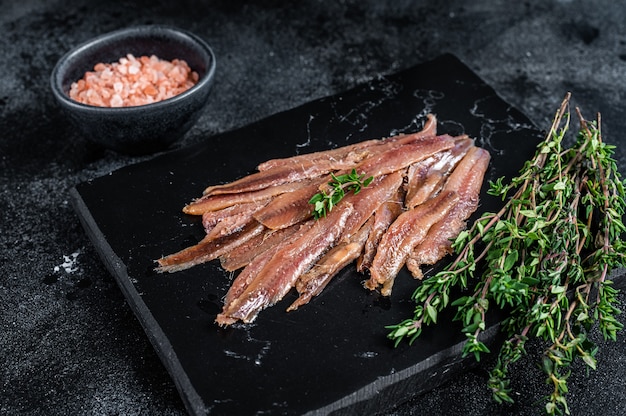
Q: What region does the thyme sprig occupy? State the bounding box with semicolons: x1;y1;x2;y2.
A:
309;169;373;219
387;93;626;415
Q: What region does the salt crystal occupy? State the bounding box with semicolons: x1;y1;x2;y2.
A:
110;94;123;107
54;251;81;274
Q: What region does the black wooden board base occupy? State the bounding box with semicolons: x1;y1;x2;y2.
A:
70;54;543;416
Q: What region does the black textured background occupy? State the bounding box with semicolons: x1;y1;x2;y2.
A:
1;1;625;415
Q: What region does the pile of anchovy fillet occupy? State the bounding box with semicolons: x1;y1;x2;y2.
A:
155;114;490;326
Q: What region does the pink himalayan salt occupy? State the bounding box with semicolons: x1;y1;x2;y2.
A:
69;54;199;107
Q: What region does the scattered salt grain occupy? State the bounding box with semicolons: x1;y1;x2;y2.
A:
69;54;199;107
53;251;81;274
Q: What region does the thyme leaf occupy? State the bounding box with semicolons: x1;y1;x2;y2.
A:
387;93;626;415
309;169;373;219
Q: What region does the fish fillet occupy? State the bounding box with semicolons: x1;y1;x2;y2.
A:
216;204;353;325
219;220;315;272
367;190;460;296
288;218;374;311
407;146;491;278
405;137;473;208
357;186;405;273
184;177;322;214
156;222;266;273
257;113;438;172
201;198;272;233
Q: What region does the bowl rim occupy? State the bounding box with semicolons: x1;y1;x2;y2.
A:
50;25;217;113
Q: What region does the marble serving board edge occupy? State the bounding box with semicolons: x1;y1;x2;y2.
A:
69;53;545;416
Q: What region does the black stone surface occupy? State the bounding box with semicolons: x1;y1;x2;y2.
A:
70;54;544;416
2;1;625;415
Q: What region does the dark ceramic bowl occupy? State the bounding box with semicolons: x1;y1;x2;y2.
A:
51;25;216;155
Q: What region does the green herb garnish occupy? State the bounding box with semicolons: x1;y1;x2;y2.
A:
309;169;374;219
387;93;626;415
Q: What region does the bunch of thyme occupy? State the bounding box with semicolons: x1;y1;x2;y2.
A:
387;93;626;415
